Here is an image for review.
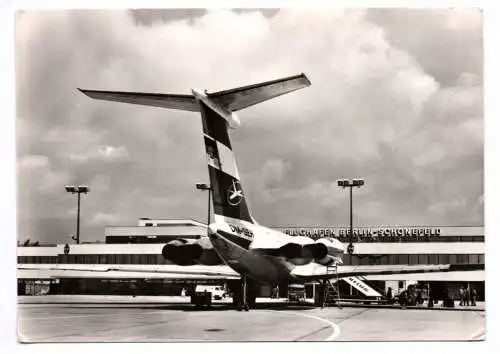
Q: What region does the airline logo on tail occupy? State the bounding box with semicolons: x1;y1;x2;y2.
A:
228;181;244;206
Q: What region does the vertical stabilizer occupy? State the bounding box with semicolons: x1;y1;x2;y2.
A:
196;98;254;224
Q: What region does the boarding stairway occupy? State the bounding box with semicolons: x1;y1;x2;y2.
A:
322;264;342;308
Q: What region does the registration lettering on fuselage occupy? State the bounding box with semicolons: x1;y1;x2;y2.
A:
229;224;254;238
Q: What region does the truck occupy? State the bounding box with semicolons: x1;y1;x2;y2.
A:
396;284;429;306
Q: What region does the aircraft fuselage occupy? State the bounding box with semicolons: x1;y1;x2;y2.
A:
208;217;345;284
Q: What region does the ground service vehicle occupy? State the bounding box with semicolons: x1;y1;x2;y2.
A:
288;284;306;302
191;285;226;307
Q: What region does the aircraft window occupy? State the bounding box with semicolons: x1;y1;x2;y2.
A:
399;254;409;264
468;254;479;264
438;254;449;264
388;254;397;265
350;255;359;265
360;256;371;265
428;254;438;264
418;254;429;264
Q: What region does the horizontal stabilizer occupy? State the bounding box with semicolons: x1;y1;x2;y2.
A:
78;89;199;112
78;73;311;113
209;73;311;111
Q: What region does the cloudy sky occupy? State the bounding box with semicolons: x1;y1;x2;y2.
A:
15;8;484;244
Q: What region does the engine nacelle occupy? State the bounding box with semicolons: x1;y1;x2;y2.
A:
162;238;222;266
279;243;314;266
312;238;345;266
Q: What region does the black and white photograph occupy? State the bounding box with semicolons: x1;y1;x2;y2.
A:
8;3;491;344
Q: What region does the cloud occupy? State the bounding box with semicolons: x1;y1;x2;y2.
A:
89;212;121;226
366;8;483;86
18;154;70;194
16;9;483;243
70;145;129;162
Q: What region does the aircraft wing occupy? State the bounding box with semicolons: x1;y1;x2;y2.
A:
78;89;199;112
208;73;311;111
17;264;240;280
290;263;484;282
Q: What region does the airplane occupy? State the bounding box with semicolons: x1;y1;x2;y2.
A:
17;73;483;311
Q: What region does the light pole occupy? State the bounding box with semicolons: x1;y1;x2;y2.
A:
65;185;90;244
337;178;365;255
196;183;212;232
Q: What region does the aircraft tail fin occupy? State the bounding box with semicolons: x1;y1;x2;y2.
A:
197;98;255;224
195;73;311;225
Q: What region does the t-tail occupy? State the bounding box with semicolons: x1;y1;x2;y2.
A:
78;73;311;224
192;89;255;224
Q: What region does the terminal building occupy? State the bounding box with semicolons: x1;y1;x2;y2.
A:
17;218;485;301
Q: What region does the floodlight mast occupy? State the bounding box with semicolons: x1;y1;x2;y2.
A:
336;178;365;255
65;185;90;244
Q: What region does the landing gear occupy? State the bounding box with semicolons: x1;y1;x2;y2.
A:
228;275;256;311
237;273;250;311
228;276;257;311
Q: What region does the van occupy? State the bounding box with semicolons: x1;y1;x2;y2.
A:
195;285;226;300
